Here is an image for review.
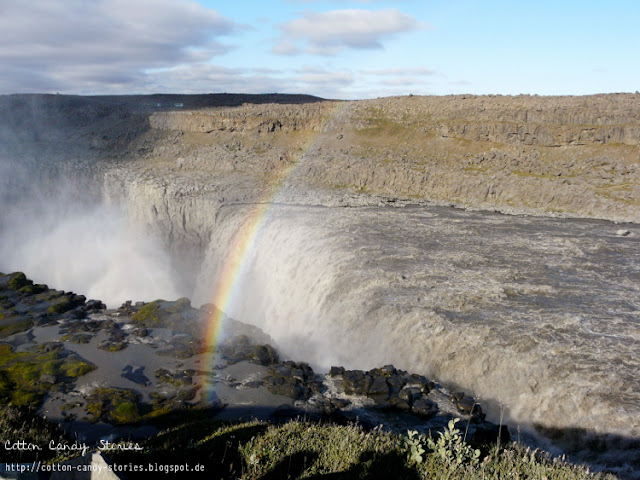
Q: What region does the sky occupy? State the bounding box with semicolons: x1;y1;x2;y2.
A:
1;0;638;99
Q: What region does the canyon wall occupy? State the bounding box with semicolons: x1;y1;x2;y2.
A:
145;93;640;224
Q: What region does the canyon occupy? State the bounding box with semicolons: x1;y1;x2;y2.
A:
0;93;639;477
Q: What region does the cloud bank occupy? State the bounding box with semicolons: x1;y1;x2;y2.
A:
0;0;238;93
275;9;422;55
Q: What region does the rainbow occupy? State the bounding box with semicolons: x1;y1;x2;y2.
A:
202;101;346;398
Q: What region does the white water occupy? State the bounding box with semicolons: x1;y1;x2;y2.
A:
0;200;182;307
194;203;640;474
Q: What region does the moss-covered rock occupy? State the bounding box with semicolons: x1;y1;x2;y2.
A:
131;301;162;325
47;297;74;315
18;284;48;295
0;342;95;407
86;387;142;424
8;272;31;290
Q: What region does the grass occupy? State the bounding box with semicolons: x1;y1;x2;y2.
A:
0;405;71;463
103;416;618;480
0;399;621;478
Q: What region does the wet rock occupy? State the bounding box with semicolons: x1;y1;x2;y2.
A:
264;361;317;401
250;344;279;365
65;333;93;344
98;340;127;352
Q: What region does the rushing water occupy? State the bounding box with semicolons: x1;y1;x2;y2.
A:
195;203;640;473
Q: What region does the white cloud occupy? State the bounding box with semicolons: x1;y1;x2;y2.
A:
275;9;422;55
362;67;437;76
0;0;240;93
379;76;430;86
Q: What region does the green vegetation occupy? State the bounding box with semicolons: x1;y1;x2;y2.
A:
131;298;193;327
0;342;95;407
240;420;413;479
8;272;30;290
0;317;33;338
0;405;72;463
86;387;142;424
18;284;48;295
46;297;74;315
104;416;617;480
131;301;162;325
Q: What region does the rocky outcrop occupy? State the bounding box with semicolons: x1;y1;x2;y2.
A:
150;102;340;134
136;93;640;223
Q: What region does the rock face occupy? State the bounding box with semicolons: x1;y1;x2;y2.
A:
3;93;640;224
125;93;640;224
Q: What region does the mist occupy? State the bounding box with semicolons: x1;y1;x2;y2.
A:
0;156;184;308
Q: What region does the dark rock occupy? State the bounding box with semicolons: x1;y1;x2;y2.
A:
412;397;438;420
386;375;406;395
399;387;422;406
243;381;263;388
380;364;396;375
264;344;279;364
133;327;148;337
389;396;411;411
86;299;106;310
450;391;465;402
342;369;364;388
250;345;272;365
329;366;345;377
267;382;308;400
351;375;373;395
368;376;389;397
69;307;86;319
70;294;86;306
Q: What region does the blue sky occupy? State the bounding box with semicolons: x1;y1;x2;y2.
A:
1;0;638;98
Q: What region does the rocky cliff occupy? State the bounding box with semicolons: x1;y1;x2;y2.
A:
140;93;640;224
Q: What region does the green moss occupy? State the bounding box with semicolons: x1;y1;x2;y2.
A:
19;284;48;295
165;297;191;313
8;272;31;290
60;359;95;378
131;301;161;325
47;297;73;315
0;318;34;338
87;387;142;425
111;401;141;424
0;343;94;407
